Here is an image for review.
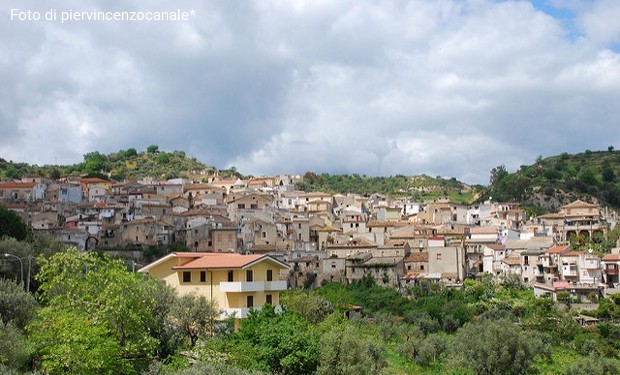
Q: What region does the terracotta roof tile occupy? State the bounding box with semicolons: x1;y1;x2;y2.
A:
171;253;284;269
547;245;570;254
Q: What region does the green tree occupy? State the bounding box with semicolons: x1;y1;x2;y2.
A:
83;151;108;174
156;152;172;165
0;319;33;371
281;290;332;323
449;319;550;375
29;308;127;374
147;145;160;154
317;325;386;375
30;249;161;373
415;333;448;366
0;205;29;240
0;278;38;329
489;165;509;189
169;293;220;347
235;306;319;374
564;356;620;375
125;148;138;158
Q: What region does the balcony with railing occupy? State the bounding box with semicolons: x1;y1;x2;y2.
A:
222;304;283;319
219;280;287;293
605;266;619;275
562;264;578;277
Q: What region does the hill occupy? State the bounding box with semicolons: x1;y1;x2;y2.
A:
0;146;240;181
485;148;620;212
295;172;483;204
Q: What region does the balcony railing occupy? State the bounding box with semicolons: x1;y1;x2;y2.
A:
219;280;287;293
222;307;251;319
222;304;283;319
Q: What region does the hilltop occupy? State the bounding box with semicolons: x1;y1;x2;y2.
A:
485;148;620;212
0;146;241;182
295;172;482;204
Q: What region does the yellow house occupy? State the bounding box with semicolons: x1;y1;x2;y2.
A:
138;252;289;320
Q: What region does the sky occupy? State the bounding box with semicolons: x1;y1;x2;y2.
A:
1;0;619;185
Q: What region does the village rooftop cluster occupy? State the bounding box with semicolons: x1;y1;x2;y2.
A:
2;172;620;318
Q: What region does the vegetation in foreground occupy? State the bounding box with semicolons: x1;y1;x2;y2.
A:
3;239;620;374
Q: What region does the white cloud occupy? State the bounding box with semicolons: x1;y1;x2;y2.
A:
1;0;619;184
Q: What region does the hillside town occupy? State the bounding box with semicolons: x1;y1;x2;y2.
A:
3;172;620;305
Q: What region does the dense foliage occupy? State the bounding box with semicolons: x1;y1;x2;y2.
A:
486;148;620;210
296;172;480;203
3;245;620;374
1;147;214;181
0;205;29;241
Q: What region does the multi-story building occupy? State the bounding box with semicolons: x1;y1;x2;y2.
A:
139;252;290;327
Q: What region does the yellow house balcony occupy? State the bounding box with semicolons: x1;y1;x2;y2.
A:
222;307;252;319
219;280;287;293
223;304;283;319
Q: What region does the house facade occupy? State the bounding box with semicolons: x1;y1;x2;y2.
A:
139;252;290;322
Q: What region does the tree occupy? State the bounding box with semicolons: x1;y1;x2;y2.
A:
28;308;127;374
147;145;160;154
602;164;616;183
489;165;508;188
0;278;38;329
0;319;33;371
125;148;138;158
281;290;332;323
169;293;219;347
564;356;620;375
317;325;386;375
0;205;29;241
449;319;550;375
29;249;161;373
83;151;108;174
415;333;448;366
235;306;319;374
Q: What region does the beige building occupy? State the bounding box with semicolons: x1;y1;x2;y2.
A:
139;252;290;322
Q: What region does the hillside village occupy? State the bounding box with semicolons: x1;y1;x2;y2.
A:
3;170;620;304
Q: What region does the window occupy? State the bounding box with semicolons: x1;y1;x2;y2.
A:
237;203;245;209
267;269;273;281
228;270;234;282
246;270;253;282
183;271;191;283
421;265;425;270
436;253;442;261
266;294;273;305
200;271;206;282
247;295;254;308
250;204;258;209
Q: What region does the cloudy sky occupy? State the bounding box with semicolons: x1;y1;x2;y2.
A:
2;0;619;184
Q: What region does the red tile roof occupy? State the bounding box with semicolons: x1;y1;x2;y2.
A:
172;253;285;270
470;226;498;234
602;253;620;261
547;245;570;254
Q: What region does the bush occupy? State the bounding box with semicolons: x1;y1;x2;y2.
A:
449;319;551;375
564;356;620;375
415;333;448;366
